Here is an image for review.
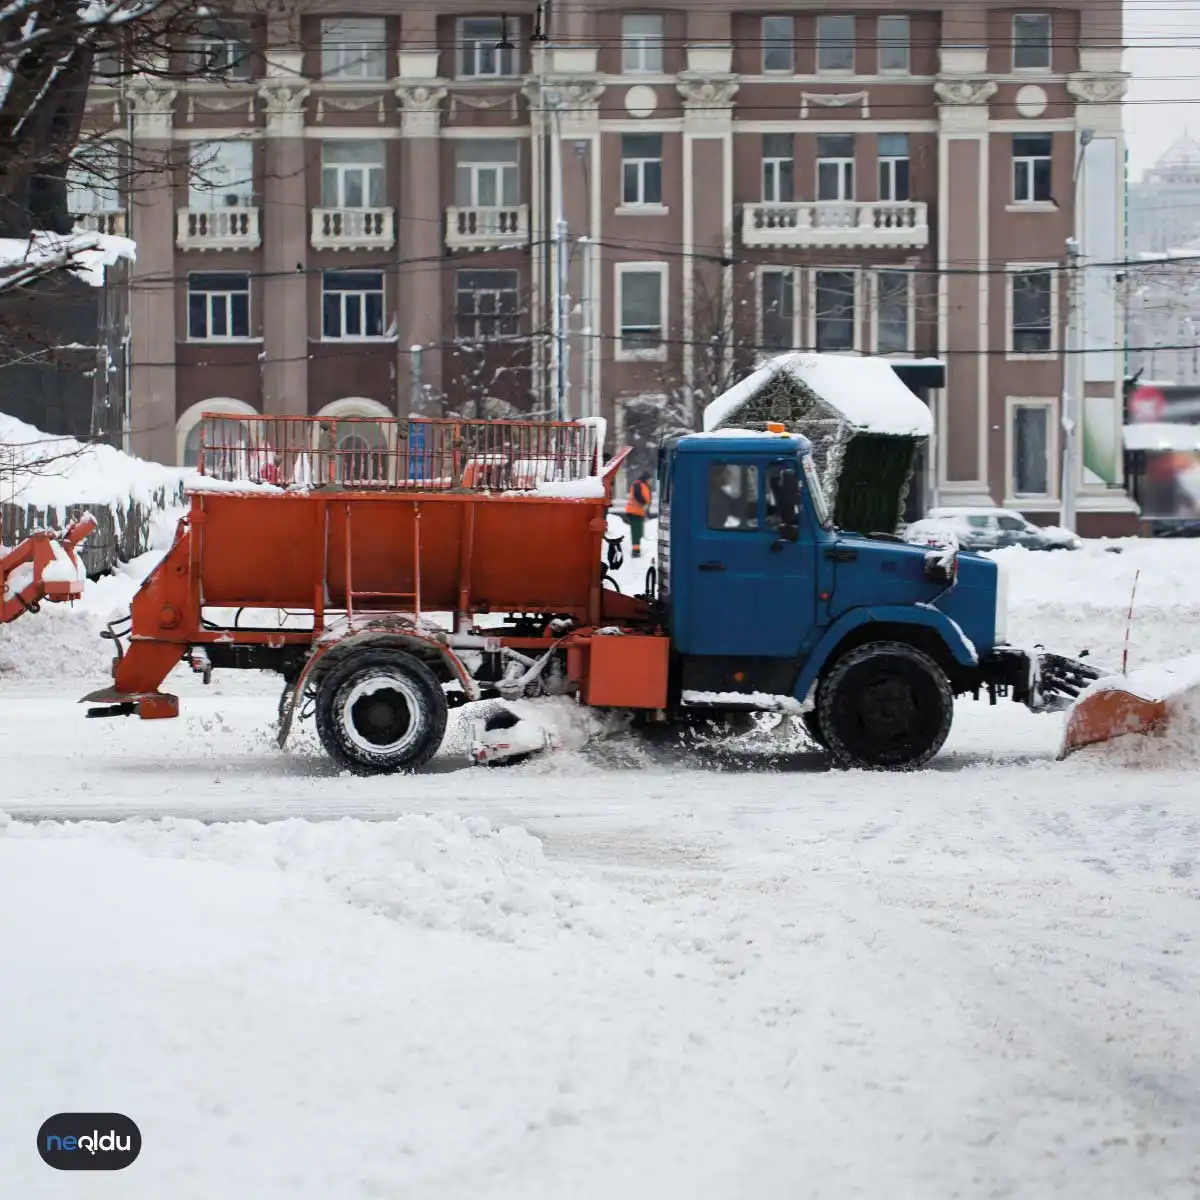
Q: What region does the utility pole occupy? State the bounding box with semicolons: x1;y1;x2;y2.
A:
547;95;569;422
1060;129;1093;534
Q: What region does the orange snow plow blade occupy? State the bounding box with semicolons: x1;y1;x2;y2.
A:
1059;656;1200;757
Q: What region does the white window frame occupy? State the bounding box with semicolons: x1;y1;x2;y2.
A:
455;269;523;341
816;136;855;201
877;14;910;74
762;15;794;74
454;140;520;208
871;269;913;355
320;141;385;209
320;18;387;81
1011;134;1052;205
67;142;122;214
189;23;251;79
1006;396;1058;500
187;272;252;342
816;14;855;74
615;262;668;362
321;271;386;342
621;14;664;74
620;134;664;209
176;398;258;469
877;134;910;201
761;134;794;202
1012;13;1052;72
758;267;799;353
188;139;254;210
457;16;519;79
808;268;861;353
1006;264;1057;360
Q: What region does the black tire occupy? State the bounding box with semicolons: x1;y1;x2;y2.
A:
817;641;953;770
801;710;826;748
314;649;448;775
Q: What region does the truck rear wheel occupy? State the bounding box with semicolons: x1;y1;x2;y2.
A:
314;649;448;775
818;641;952;770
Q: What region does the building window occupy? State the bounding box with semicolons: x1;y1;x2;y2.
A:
67;143;122;214
188;140;254;209
762;15;794;73
760;269;795;351
321;141;385;209
455;140;519;207
877;15;910;73
875;270;909;354
188;272;250;341
455;270;521;340
621;134;663;206
458;16;519;78
1009;269;1054;354
877;133;910;200
1011;403;1052;495
189;21;250;79
1012;135;1052;203
814;270;856;351
320;18;386;80
708;464;760;531
621;15;664;74
816;135;855;201
816;14;855;73
322;271;385;339
617;264;667;357
1012;13;1051;71
762;133;794;202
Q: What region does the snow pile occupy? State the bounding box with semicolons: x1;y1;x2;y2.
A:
0;412;189;511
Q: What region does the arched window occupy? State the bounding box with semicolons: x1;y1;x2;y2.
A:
176;398;259;477
314;398;393;486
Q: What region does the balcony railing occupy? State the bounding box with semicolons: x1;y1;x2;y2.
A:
72;211;127;237
176;206;261;251
741;201;929;249
310;207;395;251
445;205;529;251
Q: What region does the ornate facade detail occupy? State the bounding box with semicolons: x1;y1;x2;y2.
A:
186;92;256;123
395;84;448;137
800;91;868;119
522;79;605;132
1066;73;1129;104
124;79;177;137
447;91;521;119
257;80;311;115
676;75;739;111
933;78;998;106
314;93;387;123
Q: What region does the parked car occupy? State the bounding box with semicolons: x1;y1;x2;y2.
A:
904;507;1082;552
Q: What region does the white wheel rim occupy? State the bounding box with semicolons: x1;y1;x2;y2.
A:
339;674;425;758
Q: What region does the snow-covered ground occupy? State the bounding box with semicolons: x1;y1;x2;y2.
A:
2;528;1200;1198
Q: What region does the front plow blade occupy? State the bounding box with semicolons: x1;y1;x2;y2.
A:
1059;655;1200;758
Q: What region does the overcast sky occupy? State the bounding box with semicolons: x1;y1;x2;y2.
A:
1125;0;1200;179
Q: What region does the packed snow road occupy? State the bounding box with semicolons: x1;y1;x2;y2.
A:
2;535;1199;1198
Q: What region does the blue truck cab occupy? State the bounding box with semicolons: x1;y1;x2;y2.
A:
655;427;1070;769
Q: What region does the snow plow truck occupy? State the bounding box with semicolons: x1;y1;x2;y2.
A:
64;398;1130;773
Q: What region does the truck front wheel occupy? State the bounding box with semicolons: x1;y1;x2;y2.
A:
818;642;953;770
314;649;448;775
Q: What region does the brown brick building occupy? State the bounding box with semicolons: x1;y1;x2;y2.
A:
72;1;1137;533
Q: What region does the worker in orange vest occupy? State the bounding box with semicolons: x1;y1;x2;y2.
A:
625;472;653;558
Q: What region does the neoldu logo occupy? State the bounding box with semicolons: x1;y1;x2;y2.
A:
38;1113;141;1171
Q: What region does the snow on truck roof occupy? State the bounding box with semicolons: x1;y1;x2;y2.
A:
703;353;934;438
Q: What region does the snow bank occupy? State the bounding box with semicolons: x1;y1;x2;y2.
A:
0;413;188;511
703;353;933;437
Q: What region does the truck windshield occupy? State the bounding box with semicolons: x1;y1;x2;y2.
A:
802;454;832;528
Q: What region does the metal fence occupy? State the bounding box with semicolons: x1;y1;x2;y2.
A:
197;415;603;492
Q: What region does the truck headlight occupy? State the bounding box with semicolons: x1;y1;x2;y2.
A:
994;560;1009;645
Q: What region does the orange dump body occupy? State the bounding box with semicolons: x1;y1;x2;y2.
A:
84;413;670;719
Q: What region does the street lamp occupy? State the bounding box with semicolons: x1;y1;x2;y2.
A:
1060;127;1094;533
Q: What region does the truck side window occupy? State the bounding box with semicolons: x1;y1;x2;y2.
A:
765;465;788;529
707;463;760;531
